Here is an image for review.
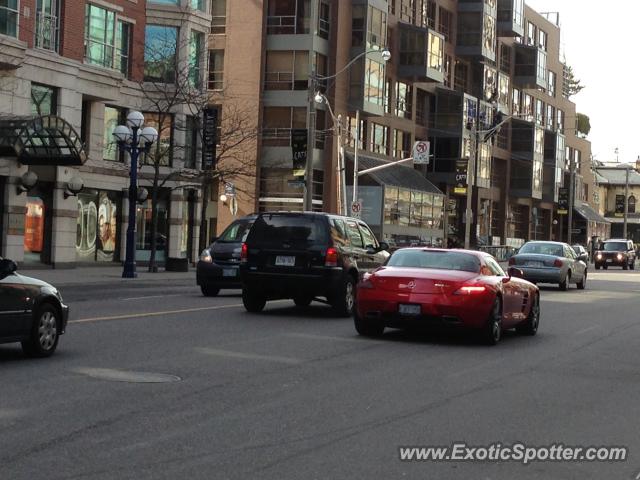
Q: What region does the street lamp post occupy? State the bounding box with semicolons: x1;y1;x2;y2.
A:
623;164;630;239
113;111;158;278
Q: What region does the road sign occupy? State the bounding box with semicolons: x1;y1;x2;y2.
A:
558;187;568;215
351;201;362;218
412;141;430;165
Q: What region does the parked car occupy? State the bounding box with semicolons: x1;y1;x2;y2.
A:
509;241;587;290
354;248;539;345
594;239;636;270
572;244;590;263
0;258;69;357
196;215;256;296
239;212;390;316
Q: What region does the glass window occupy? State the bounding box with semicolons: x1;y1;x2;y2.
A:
364;58;385;107
143;113;173;166
371;123;388;155
548;70;556;97
385;187;399;224
346;220;364;248
144;25;178;83
189;30;204;88
211;0;226;34
85;4;116;68
216;219;253;243
427;31;443;72
184;115;198;169
30;83;57;116
208;49;225;90
395;81;412;119
410;191;423;227
485;257;505;276
149;0;179;3
526;21;535;46
116;20;132;77
329;217;349;247
318;1;330;39
398;189;411;226
437;7;452;42
35;0;61;51
352;4;365;46
191;0;205;11
432;195;443;229
388;250;481;272
103;105;125;161
358;223;378;249
24;196;46;263
629;196;636;214
538;29;547;51
367;7;386;49
0;0;19;37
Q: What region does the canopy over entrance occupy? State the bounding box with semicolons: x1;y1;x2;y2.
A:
0;115;87;165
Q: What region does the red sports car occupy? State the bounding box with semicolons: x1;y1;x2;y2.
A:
354;248;540;345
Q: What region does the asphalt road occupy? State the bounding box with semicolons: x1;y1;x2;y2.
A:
1;270;640;479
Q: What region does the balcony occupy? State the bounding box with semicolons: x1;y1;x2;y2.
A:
497;0;524;37
455;2;497;62
397;23;444;83
514;45;547;89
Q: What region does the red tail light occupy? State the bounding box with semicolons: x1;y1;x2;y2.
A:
508;257;516;266
240;243;248;263
553;259;562;267
325;247;339;267
454;285;487;295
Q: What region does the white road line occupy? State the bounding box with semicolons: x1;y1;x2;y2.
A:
69;304;244;324
121;294;187;301
284;332;384;344
195;347;302;365
576;325;599;335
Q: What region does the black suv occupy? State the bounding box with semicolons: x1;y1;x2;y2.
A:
239;212;389;316
594;239;636;270
196;215;255;296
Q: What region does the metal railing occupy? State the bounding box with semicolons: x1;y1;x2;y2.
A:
35;12;59;52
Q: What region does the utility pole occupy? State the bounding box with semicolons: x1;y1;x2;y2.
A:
351;110;360;209
567;154;575;245
464;110;479;250
623;164;630;238
304;0;319;212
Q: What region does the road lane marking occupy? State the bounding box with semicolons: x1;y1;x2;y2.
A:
121;294;187;301
70;304;244;324
284;332;383;344
576;325;599;335
195;347;302;364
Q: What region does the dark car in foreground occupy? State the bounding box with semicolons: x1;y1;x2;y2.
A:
0;258;69;357
240;212;389;316
594;239;636;270
354;249;539;345
509;241;587;290
197;215;255;296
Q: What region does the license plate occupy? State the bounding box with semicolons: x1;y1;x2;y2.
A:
399;304;421;316
222;268;236;277
275;255;296;267
526;261;543;267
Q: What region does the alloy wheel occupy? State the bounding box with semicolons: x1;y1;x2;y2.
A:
38;311;58;351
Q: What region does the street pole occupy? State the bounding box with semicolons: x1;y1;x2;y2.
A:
304;0;318;212
624;165;630;238
123;127;140;279
352;109;360;208
464;116;479;250
567;155;575;245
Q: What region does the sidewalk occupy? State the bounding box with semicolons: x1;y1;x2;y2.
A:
17;265;195;287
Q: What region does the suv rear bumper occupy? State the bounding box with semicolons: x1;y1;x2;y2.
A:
241;268;345;298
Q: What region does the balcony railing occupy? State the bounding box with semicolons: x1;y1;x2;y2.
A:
35;12;59;52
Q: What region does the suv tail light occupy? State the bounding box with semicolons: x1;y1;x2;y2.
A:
553;259;563;267
325;247;339;267
240;243;248;263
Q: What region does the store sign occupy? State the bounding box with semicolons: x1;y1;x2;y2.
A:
202;107;218;170
558;187;569;215
454;160;468;195
615;194;625;217
291;129;308;177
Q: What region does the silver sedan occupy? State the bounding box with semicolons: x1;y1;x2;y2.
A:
508;241;588;291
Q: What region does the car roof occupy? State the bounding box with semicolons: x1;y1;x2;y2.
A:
604;238;629;242
523;240;566;245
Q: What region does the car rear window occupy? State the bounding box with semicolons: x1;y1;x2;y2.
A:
215;220;253;244
603;242;627;251
518;243;563;256
387;250;480;273
247;214;328;247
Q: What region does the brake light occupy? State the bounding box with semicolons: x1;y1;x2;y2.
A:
240;243;248;263
454;285;487;295
508;257;516;266
553;259;562;267
325;247;339;267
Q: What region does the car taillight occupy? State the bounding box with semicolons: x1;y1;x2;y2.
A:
454;285;487;295
240;243;248;263
553;259;563;267
325;247;339;267
508;257;516;266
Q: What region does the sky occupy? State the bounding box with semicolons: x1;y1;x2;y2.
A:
526;0;639;164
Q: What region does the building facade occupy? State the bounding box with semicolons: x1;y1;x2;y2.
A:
0;0;211;267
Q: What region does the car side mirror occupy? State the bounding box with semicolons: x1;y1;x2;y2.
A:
579;253;588;262
378;241;390;252
0;258;17;276
507;267;524;279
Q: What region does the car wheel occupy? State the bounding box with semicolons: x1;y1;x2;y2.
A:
293;295;313;308
482;297;502;346
354;310;384;337
200;285;220;297
577;270;587;290
559;271;570;291
242;287;266;313
22;303;60;358
330;275;356;317
516;294;540;336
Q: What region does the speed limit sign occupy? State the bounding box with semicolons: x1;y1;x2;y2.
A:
351;201;362;218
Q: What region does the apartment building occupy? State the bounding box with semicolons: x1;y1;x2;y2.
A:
0;0;209;267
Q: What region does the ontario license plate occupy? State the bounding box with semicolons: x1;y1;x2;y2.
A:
275;256;296;267
527;261;543;267
223;268;236;277
399;304;421;316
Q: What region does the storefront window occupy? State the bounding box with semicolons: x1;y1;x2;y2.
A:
410;191;423;227
24;197;46;263
103;106;125;161
364;58;385;107
384;187;399;224
31;83;57;116
432;195;444;229
136;198;168;262
398;189;411;226
422;194;434;227
76;190;119;262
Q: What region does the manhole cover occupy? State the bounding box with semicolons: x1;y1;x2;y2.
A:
71;367;181;383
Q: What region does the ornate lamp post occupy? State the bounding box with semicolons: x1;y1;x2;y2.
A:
113;111;158;278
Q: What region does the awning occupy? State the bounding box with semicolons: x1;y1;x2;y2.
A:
574;203;610;224
0;115;87;165
345;152;443;195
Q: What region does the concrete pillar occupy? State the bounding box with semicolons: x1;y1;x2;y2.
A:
191;189;202;263
50;166;80;268
168;189;185;258
120;188;130;262
1;164;28;263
